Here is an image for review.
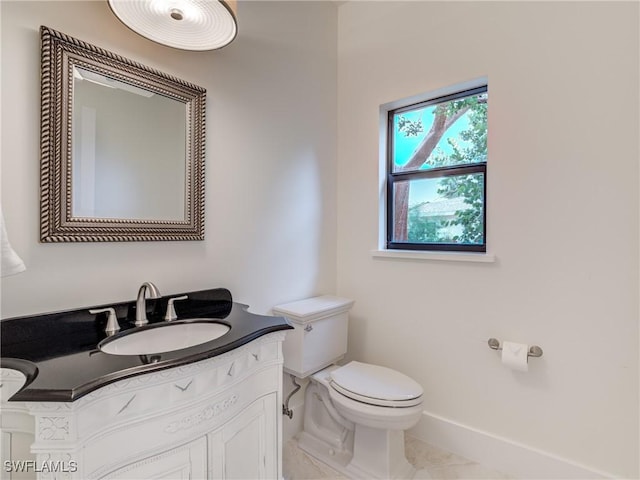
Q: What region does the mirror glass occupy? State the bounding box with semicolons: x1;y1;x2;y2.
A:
40;26;206;242
72;67;187;221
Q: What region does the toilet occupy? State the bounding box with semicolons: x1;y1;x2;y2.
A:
273;296;426;479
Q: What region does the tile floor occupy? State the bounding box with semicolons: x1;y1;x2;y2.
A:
283;434;514;480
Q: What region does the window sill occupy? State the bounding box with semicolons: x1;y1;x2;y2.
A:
370;249;496;263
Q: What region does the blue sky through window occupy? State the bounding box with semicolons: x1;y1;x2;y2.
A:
393;106;472;206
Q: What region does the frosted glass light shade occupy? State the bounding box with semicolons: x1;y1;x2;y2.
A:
108;0;237;51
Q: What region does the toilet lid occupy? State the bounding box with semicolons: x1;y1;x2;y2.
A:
330;361;423;407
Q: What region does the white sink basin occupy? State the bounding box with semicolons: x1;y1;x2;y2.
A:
99;320;231;355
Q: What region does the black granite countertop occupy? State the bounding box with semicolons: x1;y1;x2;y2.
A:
0;288;292;402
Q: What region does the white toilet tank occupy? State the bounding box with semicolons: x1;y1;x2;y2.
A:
273;296;354;378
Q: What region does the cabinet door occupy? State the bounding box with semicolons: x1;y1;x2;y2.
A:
101;437;207;480
210;393;277;480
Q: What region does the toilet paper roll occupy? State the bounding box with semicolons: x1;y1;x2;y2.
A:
501;341;529;372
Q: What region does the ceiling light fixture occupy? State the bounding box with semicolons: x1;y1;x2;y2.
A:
107;0;237;51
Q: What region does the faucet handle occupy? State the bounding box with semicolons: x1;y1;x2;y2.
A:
89;307;120;336
164;295;188;322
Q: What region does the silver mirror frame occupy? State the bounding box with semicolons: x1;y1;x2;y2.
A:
40;26;206;242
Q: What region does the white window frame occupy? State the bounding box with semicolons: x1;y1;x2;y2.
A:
373;77;495;263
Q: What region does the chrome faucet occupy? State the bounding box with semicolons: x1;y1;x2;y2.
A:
135;282;161;327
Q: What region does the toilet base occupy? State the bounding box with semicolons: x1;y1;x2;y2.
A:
296;426;430;479
297;430;352;471
348;425;416;479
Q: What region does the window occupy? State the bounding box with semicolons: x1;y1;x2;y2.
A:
386;85;487;252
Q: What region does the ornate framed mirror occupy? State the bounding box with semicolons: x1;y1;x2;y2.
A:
40;26;206;242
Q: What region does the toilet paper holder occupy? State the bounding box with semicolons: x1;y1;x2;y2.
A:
488;338;543;358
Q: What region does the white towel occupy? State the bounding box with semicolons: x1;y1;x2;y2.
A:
1;209;26;277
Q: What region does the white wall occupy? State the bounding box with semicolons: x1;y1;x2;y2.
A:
0;1;338;317
337;1;638;478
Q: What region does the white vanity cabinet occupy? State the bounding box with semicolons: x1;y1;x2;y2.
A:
208;393;278;479
102;437;207;480
0;368;36;480
2;331;286;480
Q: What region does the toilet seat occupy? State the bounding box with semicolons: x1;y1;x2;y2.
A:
330;361;423;408
328;381;424;431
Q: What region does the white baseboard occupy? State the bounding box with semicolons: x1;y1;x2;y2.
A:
409;411;614;480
